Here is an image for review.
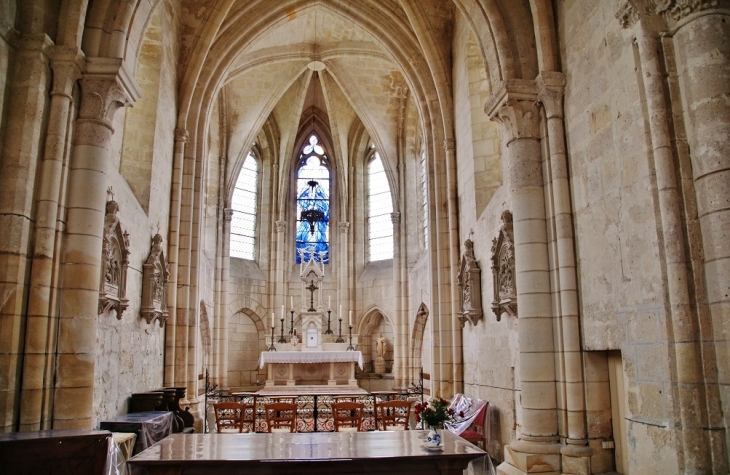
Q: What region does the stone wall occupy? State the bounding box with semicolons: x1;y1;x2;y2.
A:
557;0;681;472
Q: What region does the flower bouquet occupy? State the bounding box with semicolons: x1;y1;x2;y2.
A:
414;397;464;449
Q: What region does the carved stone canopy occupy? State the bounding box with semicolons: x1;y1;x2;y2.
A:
140;233;170;327
99;200;130;319
457;236;483;328
491;210;517;321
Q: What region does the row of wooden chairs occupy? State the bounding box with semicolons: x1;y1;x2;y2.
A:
213;400;412;433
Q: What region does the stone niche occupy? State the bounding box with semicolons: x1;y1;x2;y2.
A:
140;233;169;326
99;200;130;319
457;235;483;327
490;210;516;321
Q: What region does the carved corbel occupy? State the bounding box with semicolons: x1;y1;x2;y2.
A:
140;233;170;327
99;200;130;319
457;236;483;327
491;211;517;321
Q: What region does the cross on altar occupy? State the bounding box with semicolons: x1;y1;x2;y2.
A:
306;280;318;311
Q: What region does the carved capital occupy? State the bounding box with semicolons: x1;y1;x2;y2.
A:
49;46;84;99
654;0;719;21
494;99;541;145
174;128;189;143
616;0;641;28
275;220;286;233
77;77;130;131
391;212;401;224
223;208;234;221
537;72;566;120
339;222;350;233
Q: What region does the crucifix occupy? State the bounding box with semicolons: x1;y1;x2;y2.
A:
306;280;318;312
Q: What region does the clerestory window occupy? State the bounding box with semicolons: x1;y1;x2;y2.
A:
230;151;258;259
367;152;393;261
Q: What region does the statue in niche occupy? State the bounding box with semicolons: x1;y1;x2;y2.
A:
140;233;170;326
98;199;130;319
376;334;387;358
491;210;517;321
458;235;483;327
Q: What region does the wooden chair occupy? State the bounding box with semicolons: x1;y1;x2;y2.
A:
332;402;365;432
264;402;297;433
375;400;412;431
213;402;246;433
460;402;489;449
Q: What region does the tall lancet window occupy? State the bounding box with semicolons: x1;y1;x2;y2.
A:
368;152;393;261
296;135;330;264
230;151;258;259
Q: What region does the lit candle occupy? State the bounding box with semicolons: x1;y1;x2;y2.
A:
271;312;275;328
328;295;331;310
291;296;293;309
339;305;342;320
281;304;285;321
349;310;352;326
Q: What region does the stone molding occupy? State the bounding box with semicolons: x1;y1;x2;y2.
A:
99;200;130;319
391;212;401;224
339;222;350;233
443;138;455;152
275;220;286;233
491;210;517;321
537;72;566;120
616;0;641;28
140;233;170;327
223;208;234;221
457;237;483;327
654;0;719;21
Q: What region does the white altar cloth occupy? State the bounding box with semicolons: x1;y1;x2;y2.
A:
259;350;363;370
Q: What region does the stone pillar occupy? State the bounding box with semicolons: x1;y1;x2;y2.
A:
538;72;593;473
339;221;350;324
443;138;463;395
20;46;82;432
164;127;188;387
488;91;561;474
217;208;234;390
54;60;139;429
391;211;405;387
670;6;730;469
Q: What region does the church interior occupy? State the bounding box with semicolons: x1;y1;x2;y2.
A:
0;0;728;473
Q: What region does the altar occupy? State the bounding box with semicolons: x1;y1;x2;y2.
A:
259;350;364;392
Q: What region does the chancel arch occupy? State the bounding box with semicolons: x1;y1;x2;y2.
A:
226;308;267;389
357;307;395;374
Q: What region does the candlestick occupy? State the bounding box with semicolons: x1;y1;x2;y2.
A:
271;312;275;328
325;308;333;334
335;315;345;343
346;324;354;351
268;326;276;351
348;310;352;326
281;304;284;322
289;309;295;335
290;296;293;309
278;317;286;343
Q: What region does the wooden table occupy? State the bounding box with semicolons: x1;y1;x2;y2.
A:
127;429;484;475
100;411;173;454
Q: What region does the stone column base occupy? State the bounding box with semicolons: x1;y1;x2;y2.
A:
497;440;562;475
561;444;593;475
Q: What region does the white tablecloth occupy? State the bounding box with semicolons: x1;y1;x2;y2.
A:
259;350;363;370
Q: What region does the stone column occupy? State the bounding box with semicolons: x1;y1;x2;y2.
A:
21;46;82;431
339;222;350;324
217;208;234;390
54;60;139;429
391;211;405;388
0;33;52;432
275;220;287;332
488;91;561;474
669;5;730;469
538;72;593;473
164;127;188;387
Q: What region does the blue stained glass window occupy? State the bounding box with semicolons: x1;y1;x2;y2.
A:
296;136;329;263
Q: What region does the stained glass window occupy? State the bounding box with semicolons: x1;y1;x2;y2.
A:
296;135;329;263
231;151;258;259
368;152;393;261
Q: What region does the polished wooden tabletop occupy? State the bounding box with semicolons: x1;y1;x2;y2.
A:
128;429;485;475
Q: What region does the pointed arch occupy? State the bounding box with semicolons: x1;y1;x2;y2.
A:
411;303;429;385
